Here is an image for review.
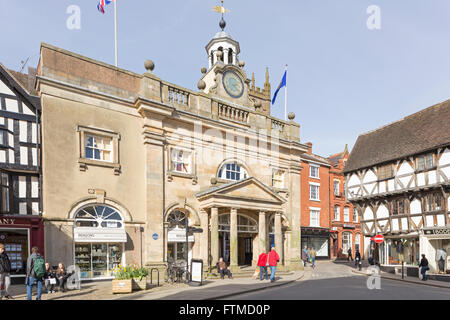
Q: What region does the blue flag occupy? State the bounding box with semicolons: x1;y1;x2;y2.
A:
272;71;287;105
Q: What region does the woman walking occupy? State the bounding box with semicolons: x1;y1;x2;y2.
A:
0;243;13;299
419;254;429;281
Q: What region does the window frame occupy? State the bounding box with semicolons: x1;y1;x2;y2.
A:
309;164;320;179
0;171;11;214
170;148;193;175
272;169;285;189
218;161;248;182
416;153;435;171
353;208;358;223
78;126;121;175
309;209;320;227
343;207;350;222
377;164;393;181
333;180;340;196
309;183;320;201
84;134;113;163
334;205;340;221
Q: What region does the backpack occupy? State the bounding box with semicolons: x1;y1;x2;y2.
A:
32;255;46;279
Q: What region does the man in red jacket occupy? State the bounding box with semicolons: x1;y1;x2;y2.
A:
268;246;280;282
257;251;268;281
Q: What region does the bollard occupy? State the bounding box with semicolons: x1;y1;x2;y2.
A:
402;261;404;280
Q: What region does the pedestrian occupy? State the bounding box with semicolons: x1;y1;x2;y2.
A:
0;243;13;300
26;246;46;300
307;248;311;263
257;251;269;281
355;249;362;270
310;247;317;268
419;254;429;281
44;263;56;294
268;246;280;283
347;248;353;261
301;245;308;267
217;257;232;279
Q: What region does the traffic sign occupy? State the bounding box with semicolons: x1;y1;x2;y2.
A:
374;234;384;244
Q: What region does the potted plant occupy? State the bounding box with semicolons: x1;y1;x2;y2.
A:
111;265;133;294
130;265;149;290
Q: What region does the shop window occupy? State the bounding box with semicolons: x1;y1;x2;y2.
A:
218;161;248;182
272;169;285;189
0;229;28;275
342;232;352;254
170;148;192;175
378;164;393;180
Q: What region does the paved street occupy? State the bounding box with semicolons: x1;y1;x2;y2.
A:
222;261;450;300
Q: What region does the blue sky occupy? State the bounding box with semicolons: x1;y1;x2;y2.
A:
1;0;449;157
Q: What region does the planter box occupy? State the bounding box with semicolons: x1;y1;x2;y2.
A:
112;279;132;294
132;278;148;290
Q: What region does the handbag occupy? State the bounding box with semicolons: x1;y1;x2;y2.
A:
49;278;57;285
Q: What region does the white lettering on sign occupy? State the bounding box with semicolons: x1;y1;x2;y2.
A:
0;219;15;225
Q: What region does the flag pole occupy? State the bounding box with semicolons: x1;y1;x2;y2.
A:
284;64;288;121
114;0;118;67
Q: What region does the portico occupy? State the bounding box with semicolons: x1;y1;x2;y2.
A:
196;177;287;272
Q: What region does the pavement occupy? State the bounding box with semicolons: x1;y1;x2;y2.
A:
3;269;304;301
4;261;448;300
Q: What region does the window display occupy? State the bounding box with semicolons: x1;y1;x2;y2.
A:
75;243;123;279
0;229;28;275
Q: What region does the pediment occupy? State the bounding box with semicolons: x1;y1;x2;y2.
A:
196;177;285;204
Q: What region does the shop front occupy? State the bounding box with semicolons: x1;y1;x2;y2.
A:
0;216;44;283
421;227;450;274
301;227;330;259
73;204;127;280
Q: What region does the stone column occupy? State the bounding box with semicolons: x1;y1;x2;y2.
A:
259;211;267;254
210;207;219;268
223;48;229;64
230;208;238;271
275;212;283;264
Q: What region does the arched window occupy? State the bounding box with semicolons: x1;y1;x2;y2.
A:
342;232;352;254
167;210;187;229
228;48;233;64
218;161;248;182
74;205;123;229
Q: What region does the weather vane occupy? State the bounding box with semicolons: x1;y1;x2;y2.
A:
213;0;230;31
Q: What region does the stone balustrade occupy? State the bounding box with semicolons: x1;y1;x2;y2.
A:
218;103;249;124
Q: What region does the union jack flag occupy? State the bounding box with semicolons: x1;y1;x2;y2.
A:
97;0;114;14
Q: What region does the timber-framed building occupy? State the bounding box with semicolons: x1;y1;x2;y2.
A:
344;100;450;274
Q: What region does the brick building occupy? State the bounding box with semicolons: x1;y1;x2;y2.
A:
329;145;364;260
300;143;331;259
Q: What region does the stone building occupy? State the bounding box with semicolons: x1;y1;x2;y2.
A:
344;100;450;274
36;20;308;279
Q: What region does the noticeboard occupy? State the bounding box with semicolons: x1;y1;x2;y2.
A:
190;259;203;286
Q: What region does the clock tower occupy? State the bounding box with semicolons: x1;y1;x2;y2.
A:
199;2;272;115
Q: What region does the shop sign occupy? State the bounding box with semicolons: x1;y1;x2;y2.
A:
74;228;127;243
168;229;194;243
343;224;355;229
423;228;450;236
190;259;203;286
0;218;16;225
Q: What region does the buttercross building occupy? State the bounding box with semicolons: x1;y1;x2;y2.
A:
36;15;308;279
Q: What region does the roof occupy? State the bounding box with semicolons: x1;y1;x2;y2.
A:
329;152;344;167
344;99;450;173
301;153;331;167
0;63;40;111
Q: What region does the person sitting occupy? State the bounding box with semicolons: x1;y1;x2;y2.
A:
56;262;73;292
44;263;56;293
217;257;232;279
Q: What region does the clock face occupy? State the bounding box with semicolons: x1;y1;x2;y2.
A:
222;71;244;98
